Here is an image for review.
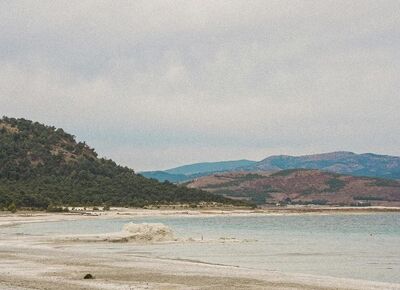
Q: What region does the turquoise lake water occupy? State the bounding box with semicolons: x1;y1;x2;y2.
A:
5;213;400;283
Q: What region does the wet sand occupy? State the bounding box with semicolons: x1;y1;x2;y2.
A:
1;208;400;290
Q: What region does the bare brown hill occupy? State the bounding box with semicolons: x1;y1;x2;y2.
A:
186;169;400;206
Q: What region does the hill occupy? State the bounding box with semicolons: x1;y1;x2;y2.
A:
165;160;256;175
186;169;400;206
242;151;400;179
141;159;256;182
142;152;400;183
0;117;241;210
139;171;189;183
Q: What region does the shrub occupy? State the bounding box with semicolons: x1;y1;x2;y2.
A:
46;204;68;212
353;196;385;201
324;178;346;192
7;202;17;213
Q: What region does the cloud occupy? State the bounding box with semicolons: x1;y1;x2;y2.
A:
1;1;399;170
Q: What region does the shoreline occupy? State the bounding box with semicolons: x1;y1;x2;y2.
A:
1;207;400;289
1;205;400;228
1;246;399;290
1;235;399;290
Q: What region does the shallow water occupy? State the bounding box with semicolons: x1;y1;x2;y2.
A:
4;213;400;283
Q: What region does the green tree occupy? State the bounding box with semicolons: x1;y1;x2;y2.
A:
7;202;17;213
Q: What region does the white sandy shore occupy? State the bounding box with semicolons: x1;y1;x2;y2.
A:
1;208;400;290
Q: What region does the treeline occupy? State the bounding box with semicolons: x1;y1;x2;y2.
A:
0;117;245;210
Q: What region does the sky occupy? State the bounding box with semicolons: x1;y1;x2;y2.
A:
1;1;399;171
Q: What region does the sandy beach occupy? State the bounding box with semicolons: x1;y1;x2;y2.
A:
1;207;400;290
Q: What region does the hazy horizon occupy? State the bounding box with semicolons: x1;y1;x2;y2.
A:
1;1;399;171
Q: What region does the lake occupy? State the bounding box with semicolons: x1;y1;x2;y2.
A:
4;213;400;283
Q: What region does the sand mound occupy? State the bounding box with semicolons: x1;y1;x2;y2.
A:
116;222;175;242
58;222;175;243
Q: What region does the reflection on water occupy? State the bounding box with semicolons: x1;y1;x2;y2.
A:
5;213;400;283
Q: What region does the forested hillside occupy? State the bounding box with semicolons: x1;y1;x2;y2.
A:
0;117;239;209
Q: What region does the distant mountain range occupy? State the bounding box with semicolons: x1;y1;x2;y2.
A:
138;171;189;183
165;159;256;175
141;152;400;183
244;151;400;179
186;169;400;206
140;160;256;182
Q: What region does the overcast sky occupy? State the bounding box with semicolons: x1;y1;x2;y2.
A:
1;1;399;171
